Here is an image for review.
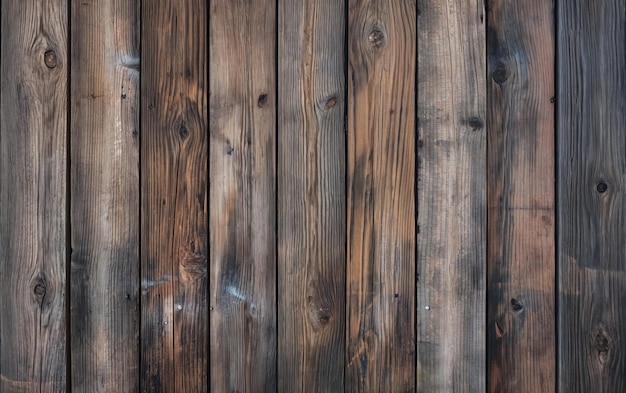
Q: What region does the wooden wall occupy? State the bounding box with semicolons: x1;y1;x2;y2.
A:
1;0;625;392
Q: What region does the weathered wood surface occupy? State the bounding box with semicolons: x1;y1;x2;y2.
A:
0;1;68;391
416;0;487;391
70;0;140;391
346;0;416;391
141;0;208;391
558;0;626;391
486;1;556;392
209;0;277;391
277;0;346;392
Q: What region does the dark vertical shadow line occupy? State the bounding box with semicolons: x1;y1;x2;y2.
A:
206;0;211;390
65;0;72;390
138;0;143;390
414;1;419;392
553;0;559;391
274;0;279;390
483;0;489;390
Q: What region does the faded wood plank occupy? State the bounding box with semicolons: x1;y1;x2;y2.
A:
209;0;277;391
558;1;626;391
70;1;140;391
486;1;556;392
141;0;208;391
416;1;486;391
277;0;346;391
0;1;68;391
346;0;416;391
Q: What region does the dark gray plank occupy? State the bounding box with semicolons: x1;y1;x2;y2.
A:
277;0;346;391
558;0;626;391
0;1;68;391
416;0;487;391
486;0;556;391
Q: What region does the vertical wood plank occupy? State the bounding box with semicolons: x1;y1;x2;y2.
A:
416;1;486;391
277;0;346;391
209;0;277;391
558;1;626;391
141;0;208;391
486;1;556;392
70;0;140;391
0;1;68;391
346;0;416;391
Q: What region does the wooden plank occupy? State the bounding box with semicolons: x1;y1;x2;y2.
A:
141;0;208;391
277;0;346;391
416;1;486;391
486;1;556;391
0;1;68;391
346;0;416;391
69;0;140;391
209;0;276;391
558;1;626;390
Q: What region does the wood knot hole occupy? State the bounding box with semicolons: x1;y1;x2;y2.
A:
597;182;608;193
258;93;268;107
468;117;483;130
34;282;46;296
492;65;509;84
44;50;57;68
368;27;386;48
510;298;523;312
178;123;189;139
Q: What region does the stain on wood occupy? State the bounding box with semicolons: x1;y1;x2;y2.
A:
558;0;626;390
277;0;346;391
209;0;277;392
416;0;487;391
0;1;68;391
141;0;208;391
347;0;416;391
486;1;556;392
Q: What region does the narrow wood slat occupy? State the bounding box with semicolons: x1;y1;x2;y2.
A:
277;0;346;391
70;1;140;391
558;1;626;391
346;0;416;391
0;1;68;391
416;1;486;391
141;0;208;391
486;1;556;391
209;0;277;391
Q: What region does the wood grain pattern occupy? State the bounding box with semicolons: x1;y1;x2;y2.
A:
346;0;416;391
416;1;486;391
277;0;346;391
558;1;626;391
209;0;277;391
141;0;208;391
486;1;556;392
0;1;68;391
70;1;140;391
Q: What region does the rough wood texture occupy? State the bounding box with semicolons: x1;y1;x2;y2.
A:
70;1;140;391
346;0;416;391
558;1;626;391
486;1;556;392
277;0;346;392
0;1;68;391
141;0;208;391
209;0;277;391
416;1;486;391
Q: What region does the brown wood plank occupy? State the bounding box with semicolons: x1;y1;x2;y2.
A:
69;0;140;391
209;0;277;391
416;1;486;391
0;1;68;391
558;1;626;391
277;0;346;391
486;1;556;392
346;0;416;391
141;0;208;391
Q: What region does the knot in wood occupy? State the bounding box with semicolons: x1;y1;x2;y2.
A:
597;182;608;193
33;282;46;296
44;50;57;69
368;27;386;48
510;298;523;312
258;93;268;108
492;64;509;84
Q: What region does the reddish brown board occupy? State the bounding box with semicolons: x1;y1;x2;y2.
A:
486;0;556;391
70;0;140;391
209;0;277;391
0;1;68;391
346;0;416;391
141;0;208;391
